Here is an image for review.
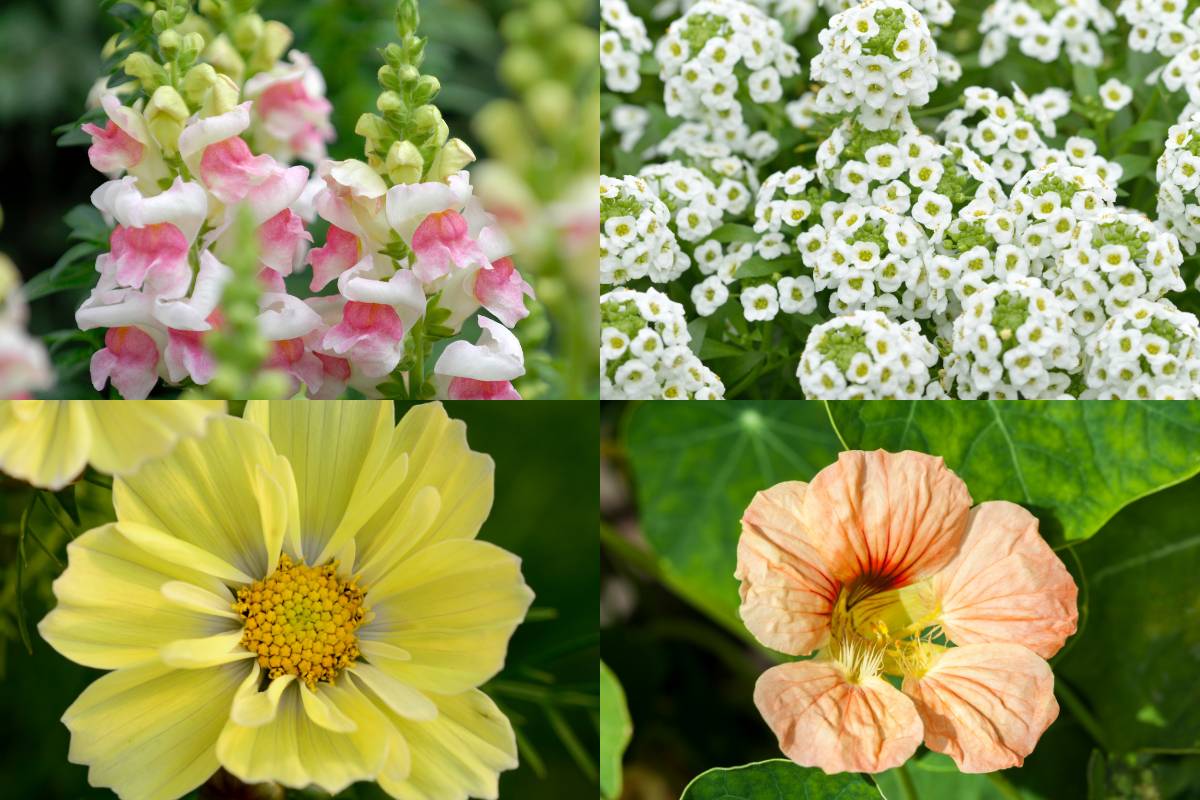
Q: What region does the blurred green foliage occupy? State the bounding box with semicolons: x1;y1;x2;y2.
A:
0;401;599;799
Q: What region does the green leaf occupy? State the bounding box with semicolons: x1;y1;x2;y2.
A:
829;401;1200;545
1113;154;1153;183
1056;475;1200;753
22;259;98;302
681;760;880;800
1114;120;1168;148
625;402;840;633
1072;64;1098;99
709;223;760;244
734;255;803;280
878;754;1015;799
599;661;632;800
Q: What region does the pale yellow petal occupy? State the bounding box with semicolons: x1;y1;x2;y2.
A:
114;521;254;584
351;403;494;572
39;523;238;670
229;665;294;728
63;661;249;800
361;539;534;694
0;400;91;490
244;399;394;563
217;678;392;795
300;681;358;732
160;581;241;620
349;662;438;720
355;485;440;586
113;416;292;579
85;400;226;476
377;689;518;800
160;630;255;668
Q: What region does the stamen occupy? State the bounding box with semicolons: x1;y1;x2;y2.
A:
233;554;366;688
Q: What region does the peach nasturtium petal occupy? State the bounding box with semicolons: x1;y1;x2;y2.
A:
753;660;924;774
737;481;840;656
902;643;1058;773
801;450;972;588
932;501;1078;658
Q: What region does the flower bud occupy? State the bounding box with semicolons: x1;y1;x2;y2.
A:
473;100;531;166
386;140;424;184
183;63;218;101
377;65;401;91
395;0;421;36
145;86;190;154
355;113;391;142
201;73;241;116
412;104;442;134
232;14;264;51
205;34;245;83
180;32;206;68
412;75;440;105
151;9;171;34
158;29;182;57
427;138;475;182
500;46;543;91
376;91;404;113
529;0;567;34
396;64;420;84
124;52;169;93
383;43;405;69
252;21;293;70
527;80;573;137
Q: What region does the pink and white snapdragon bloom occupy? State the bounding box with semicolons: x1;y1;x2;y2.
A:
738;450;1077;774
433;316;526;400
77;95;323;398
244;51;336;164
305;161;535;395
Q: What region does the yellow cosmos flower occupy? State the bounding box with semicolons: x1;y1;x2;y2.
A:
0;400;225;490
39;401;534;800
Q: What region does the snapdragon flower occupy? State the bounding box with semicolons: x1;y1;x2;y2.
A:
1156;110;1200;255
242;51;336;164
1082;298;1200;399
0;254;53;399
601;287;726;399
601;174;688;284
810;0;940;131
944;275;1079;399
979;0;1115;68
797;310;941;399
656;0;800;135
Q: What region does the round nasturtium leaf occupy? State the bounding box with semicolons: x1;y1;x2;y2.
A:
681;760;881;800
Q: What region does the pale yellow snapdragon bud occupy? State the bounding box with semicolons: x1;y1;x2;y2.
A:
145;86;190;153
386;140;424;184
205;34;245;83
426;138;475;181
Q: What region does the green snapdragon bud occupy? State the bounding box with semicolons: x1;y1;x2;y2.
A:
145;86;190;153
124;52;169;92
386;140;424;184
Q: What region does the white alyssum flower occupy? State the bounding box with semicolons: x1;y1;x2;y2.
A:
1156;110;1200;255
1099;78;1134;110
601;287;726;399
777;275;818;313
639;162;726;242
979;0;1115;68
602;0;654;92
692;274;731;315
1082;298;1200;399
741;283;780;320
601;175;689;285
810;0;940;130
1117;0;1200;58
797;309;941;398
753;165;822;236
945;275;1080;399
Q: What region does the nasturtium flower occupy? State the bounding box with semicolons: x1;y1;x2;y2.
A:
737;450;1077;774
39;401;533;800
0;400;224;490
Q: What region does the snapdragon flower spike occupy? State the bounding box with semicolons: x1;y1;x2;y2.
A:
0;255;53;398
321;300;407;379
433;315;525;399
243;50;336;163
410;209;487;283
308;225;361;291
738;450;1077;774
472;257;535;327
90;325;160;399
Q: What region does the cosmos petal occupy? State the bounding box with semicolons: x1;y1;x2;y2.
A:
932;501;1078;658
801;450;971;588
376;689;517;800
753;659;924;774
63;661;250;800
0;401;92;490
902;643;1059;773
83;402;226;477
737;480;840;656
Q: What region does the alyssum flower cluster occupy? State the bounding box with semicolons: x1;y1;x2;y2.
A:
72;0;534;399
601;0;1200;399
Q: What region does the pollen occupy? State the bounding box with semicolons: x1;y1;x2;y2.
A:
233;554;367;689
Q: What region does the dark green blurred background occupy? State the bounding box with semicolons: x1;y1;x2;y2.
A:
0;400;599;798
